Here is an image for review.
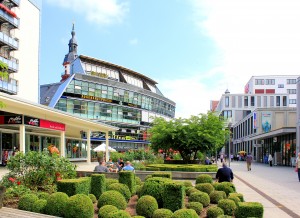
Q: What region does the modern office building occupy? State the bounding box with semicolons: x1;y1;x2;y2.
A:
40;26;176;152
0;0;41;102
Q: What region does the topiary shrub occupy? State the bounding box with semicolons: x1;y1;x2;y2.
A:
206;206;224;218
162;181;185;212
107;210;131;218
214;182;235;196
153;208;173;218
44;192;69;217
144;175;152;181
89;193;97;203
105;178;119;186
57;177;91;196
183;181;193;188
235;202;264;218
228;193;244;202
152;172;172;179
209;191;227;204
31;199;47;213
119;171;136;195
91;174;106;199
217;199;237;216
98;205;119;218
37;192;50;201
136;185;142;197
64;194;94;218
186;187;200;196
186;202;203;215
196;174;213;184
107;183;131;201
97;190;127;210
136;195;158;218
18;193;39;211
189;191;210;207
135;176;142;185
140;177;170;207
228;195;241;205
171;208;198;218
195;183;214;194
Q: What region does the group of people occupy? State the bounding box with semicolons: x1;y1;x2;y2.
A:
94;158;135;173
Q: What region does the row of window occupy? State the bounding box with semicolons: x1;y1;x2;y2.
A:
255;79;297;85
66;79;175;117
83;63;119;81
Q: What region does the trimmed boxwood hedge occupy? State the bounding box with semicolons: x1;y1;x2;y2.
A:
235;202;264;218
162;181;185;212
183;181;193;188
105;178;119;186
135;176;142;185
217;199;237;216
89;193;97;203
119;171;136;195
136;195;158;218
153;208;173;218
196;174;213;184
98;205;119;218
186;187;200;196
213;182;235;196
171;208;198;218
228;195;241;205
31;199;47;213
44;192;69;217
189;191;210;207
152;172;172;179
228;193;244;202
18;193;39;211
209;191;227;204
206;206;224;218
91;174;106;199
64;194;94;218
107;210;131;218
107;183;131;201
57;177;91;196
37;192;50;201
146;164;217;172
186;202;203;215
195;183;214;194
97;190;127;210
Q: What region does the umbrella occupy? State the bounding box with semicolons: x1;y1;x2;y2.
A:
93;143;116;152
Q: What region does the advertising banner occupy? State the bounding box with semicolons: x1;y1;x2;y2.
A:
261;112;272;133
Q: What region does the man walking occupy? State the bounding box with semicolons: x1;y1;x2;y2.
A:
268;153;273;167
216;163;234;182
246;153;253;171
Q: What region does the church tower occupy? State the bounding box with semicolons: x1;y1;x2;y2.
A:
61;24;78;81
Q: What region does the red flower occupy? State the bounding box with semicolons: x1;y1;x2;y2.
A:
56;177;62;181
8;177;15;183
17;181;21;185
55;172;61;177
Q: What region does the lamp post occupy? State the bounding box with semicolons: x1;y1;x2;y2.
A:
228;122;232;167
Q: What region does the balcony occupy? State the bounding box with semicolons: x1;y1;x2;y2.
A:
10;0;20;7
0;31;18;50
0;6;19;28
0;55;18;72
0;77;18;94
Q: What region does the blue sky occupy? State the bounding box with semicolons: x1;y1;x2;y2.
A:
40;0;300;118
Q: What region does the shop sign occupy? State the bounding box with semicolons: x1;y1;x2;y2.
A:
261;112;272;133
0;115;23;124
40;119;65;131
24;116;39;127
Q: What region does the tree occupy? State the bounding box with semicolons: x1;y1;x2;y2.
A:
149;112;227;163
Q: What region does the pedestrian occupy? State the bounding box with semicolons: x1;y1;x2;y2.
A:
205;157;211;165
122;161;135;172
216;162;234;183
295;152;300;182
268;153;273;167
220;154;224;163
94;161;109;172
246;153;253;171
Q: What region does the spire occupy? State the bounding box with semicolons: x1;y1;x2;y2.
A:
69;22;77;53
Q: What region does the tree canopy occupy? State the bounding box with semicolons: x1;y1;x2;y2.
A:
149;112;228;162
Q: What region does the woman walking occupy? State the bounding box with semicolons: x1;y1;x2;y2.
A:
268;153;273;167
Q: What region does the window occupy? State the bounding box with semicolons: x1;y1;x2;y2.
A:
255;79;264;85
223;110;232;119
250;96;255;106
276;96;280;106
278;84;284;88
287;79;296;84
289;99;296;104
265;79;275;85
287;89;296;94
283;96;287;106
225;96;229;107
244;96;248;106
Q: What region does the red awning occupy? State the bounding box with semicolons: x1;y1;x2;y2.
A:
0;4;17;18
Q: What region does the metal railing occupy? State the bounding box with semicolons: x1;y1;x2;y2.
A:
0;31;18;49
0;55;18;71
0;8;19;28
0;78;18;94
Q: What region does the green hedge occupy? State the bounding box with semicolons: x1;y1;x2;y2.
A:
91;174;106;199
217;199;237;216
64;194;94;218
228;193;244;202
107;210;131;218
97;190;127;210
44;192;69;217
98;205;119;218
206;206;224;218
209;191;226;204
107;183;131;201
186;187;200;196
153;208;173;218
235;202;264;218
146;164;217;172
162;181;184;212
195;183;214;194
189;191;210;207
140;177;171;207
18;193;39;211
186;202;203;215
213;182;236;196
105;178;119;186
196;174;213;184
89;194;97;203
119;171;136;195
171;209;198;218
31;199;47;214
136;195;158;218
152;172;172;179
57;177;91;196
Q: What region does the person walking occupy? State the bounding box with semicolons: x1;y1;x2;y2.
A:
268;153;273;167
216;162;234;182
246;153;253;171
295;152;300;182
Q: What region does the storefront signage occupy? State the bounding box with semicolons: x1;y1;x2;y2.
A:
63;92;141;109
253;112;257;129
24;116;39;127
261;112;272;133
0;115;23;124
24;116;65;131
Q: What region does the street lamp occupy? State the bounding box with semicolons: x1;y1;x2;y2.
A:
228;122;232;167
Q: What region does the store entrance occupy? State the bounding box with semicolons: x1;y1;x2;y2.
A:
1;133;14;165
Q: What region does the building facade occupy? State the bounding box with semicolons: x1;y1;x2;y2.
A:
40;26;176;152
0;0;41;102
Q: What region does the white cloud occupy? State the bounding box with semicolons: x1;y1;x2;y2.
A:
189;0;300;95
129;38;138;45
46;0;129;25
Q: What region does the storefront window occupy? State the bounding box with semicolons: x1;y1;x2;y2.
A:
65;139;87;159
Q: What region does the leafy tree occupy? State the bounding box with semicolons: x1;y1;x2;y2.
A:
149;112;227;162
